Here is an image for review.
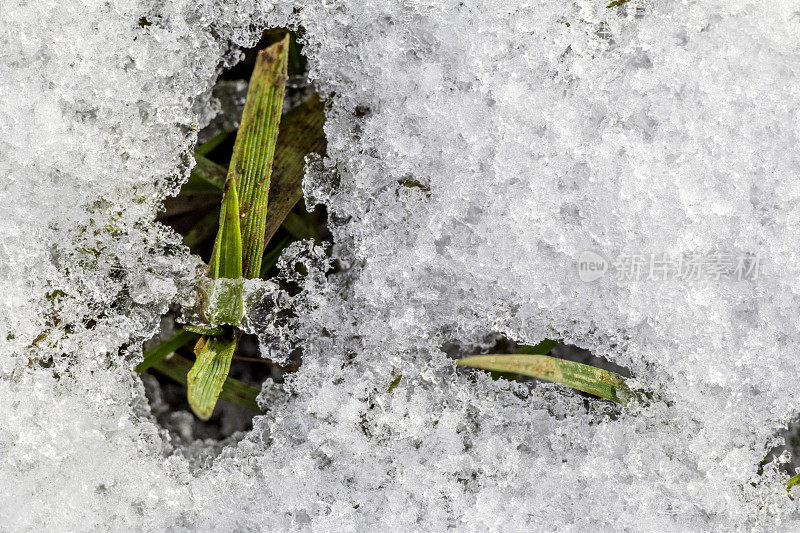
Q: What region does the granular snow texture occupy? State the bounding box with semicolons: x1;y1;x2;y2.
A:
2;0;800;530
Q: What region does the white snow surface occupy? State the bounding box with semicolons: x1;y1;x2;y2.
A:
2;0;800;530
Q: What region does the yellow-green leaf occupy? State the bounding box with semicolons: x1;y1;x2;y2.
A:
456;353;635;404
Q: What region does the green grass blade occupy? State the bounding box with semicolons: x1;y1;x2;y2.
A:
263;93;326;246
229;34;290;279
151;352;261;413
187;335;238;420
135;330;199;373
789;473;800;490
209;177;242;280
456;354;634;404
387;374;402;393
202;178;243;327
485;339;561;379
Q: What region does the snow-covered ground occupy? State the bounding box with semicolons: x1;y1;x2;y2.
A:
2;0;800;529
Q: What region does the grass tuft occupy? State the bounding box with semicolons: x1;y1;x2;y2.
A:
186;35;290;419
140;31;325;420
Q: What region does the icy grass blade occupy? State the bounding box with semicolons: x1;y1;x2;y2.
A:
489;339;560;380
263;93;326;245
456;353;634;404
135;330;199;373
187;335;239;420
230;34;289;279
183;324;226;336
153;352;261;414
187;170;242;418
200;177;244;327
387;374;402;393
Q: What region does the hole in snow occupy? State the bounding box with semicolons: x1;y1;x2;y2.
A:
140;28;316;445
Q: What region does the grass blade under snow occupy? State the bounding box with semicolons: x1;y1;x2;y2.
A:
456;353;634;404
487;339;560;380
200;177;244;326
187;335;239;420
135;330;260;413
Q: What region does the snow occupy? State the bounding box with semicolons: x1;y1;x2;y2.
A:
2;0;800;529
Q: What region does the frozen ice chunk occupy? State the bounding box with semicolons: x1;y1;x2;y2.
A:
185;277;246;327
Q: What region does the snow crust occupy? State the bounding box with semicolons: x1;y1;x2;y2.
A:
2;0;800;529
